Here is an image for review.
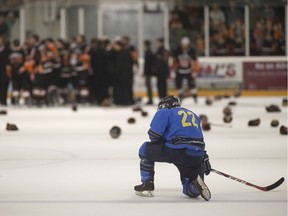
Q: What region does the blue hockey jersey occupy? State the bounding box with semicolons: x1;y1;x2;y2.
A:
149;107;205;156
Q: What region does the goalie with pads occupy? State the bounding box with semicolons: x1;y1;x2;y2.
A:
134;96;211;201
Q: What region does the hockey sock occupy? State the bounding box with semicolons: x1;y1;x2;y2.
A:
140;158;155;182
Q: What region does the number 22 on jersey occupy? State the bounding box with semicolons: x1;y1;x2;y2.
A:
178;110;199;128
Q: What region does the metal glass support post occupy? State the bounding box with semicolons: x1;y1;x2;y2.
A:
20;6;26;45
162;2;170;50
204;5;209;57
97;5;103;37
60;8;67;40
78;7;85;35
137;3;144;58
245;4;250;56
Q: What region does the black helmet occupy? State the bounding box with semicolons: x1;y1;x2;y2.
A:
158;96;181;110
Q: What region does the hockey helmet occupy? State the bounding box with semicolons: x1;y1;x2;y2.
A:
158;96;181;110
181;37;190;45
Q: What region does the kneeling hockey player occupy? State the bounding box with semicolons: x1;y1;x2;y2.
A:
134;95;211;201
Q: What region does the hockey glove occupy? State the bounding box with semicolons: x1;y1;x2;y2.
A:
203;154;211;175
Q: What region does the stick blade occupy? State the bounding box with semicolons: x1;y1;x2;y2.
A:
265;177;285;191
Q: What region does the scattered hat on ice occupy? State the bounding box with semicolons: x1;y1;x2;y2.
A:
280;125;287;135
223;114;233;123
0;110;7;115
6;123;18;131
265;104;281;112
223;106;232;115
202;122;211;131
132;106;142;112
228;101;237;106
110;126;121;139
127;117;136;124
199;114;208;123
72;104;78;112
248;118;261;127
141;111;148;117
270;119;279;127
205;97;213;106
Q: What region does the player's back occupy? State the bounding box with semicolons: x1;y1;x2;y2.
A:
162;107;205;156
162;107;203;141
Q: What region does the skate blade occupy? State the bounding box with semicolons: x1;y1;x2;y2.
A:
196;176;211;201
135;190;154;197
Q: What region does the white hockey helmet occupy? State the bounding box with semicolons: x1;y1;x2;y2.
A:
181;37;190;45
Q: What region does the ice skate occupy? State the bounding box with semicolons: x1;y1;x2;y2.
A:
191;175;211;201
134;181;154;197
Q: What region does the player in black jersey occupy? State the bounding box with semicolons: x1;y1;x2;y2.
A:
173;37;199;103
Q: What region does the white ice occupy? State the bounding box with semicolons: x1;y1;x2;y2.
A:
0;96;287;216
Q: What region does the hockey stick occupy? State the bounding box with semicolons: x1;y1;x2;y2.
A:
211;168;285;191
210;123;232;128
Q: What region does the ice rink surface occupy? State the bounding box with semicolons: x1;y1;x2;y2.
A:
0;96;287;216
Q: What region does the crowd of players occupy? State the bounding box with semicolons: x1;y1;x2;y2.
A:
0;34;139;106
0;34;199;107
